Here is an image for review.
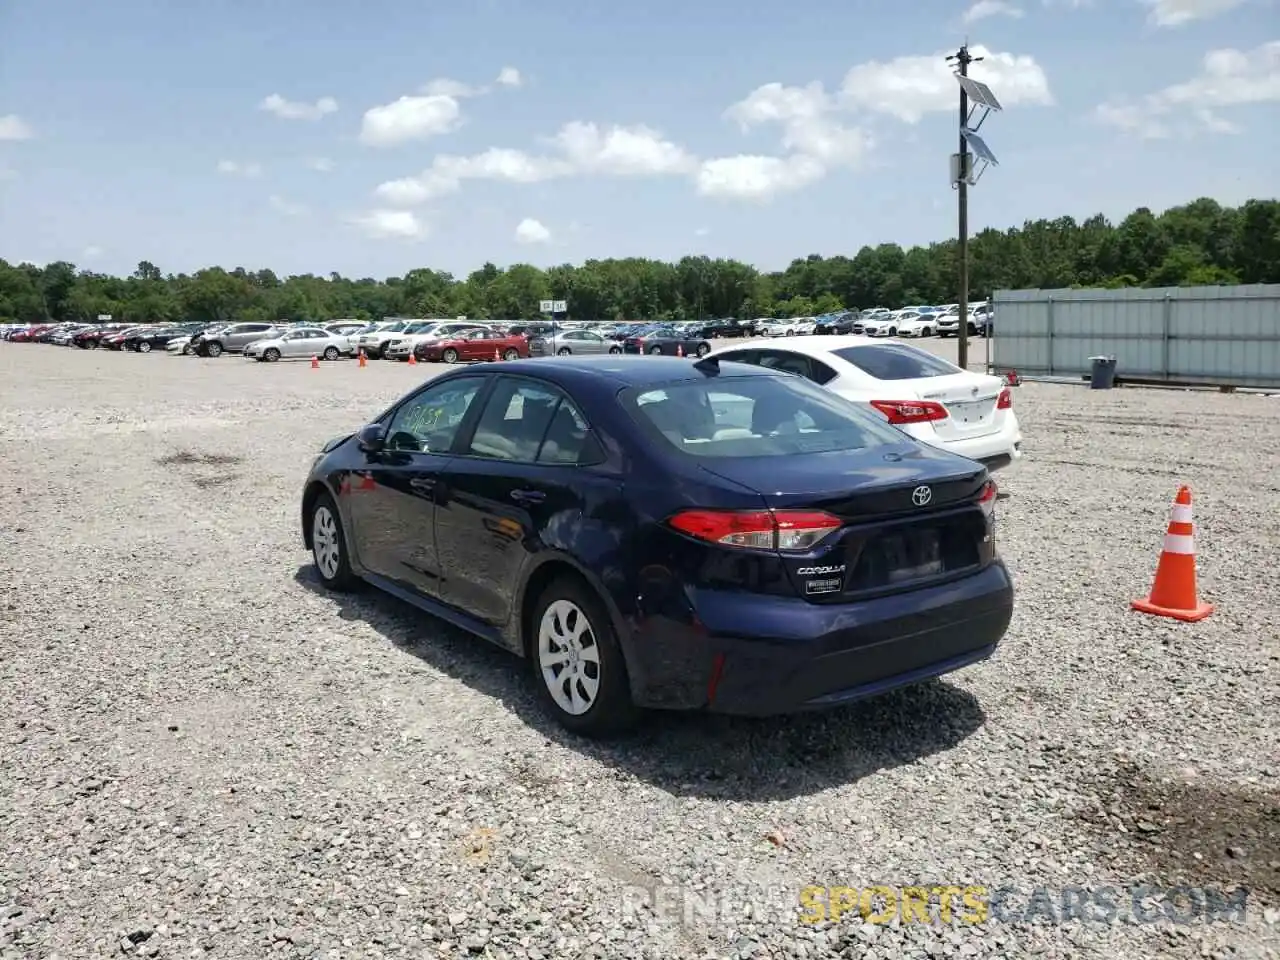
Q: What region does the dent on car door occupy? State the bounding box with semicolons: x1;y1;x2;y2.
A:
342;376;486;594
435;376;601;633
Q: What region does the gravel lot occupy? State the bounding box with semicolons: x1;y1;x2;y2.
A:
1;344;1277;960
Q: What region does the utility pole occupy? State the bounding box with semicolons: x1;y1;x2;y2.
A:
946;44;1001;373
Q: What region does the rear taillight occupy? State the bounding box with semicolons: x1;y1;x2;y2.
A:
996;387;1012;409
668;508;842;552
869;399;949;425
977;479;997;516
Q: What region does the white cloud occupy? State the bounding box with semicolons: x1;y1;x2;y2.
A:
0;114;34;140
351;209;426;239
696;82;870;201
551;121;697;176
359;95;461;147
839;45;1053;122
1140;0;1247;26
496;67;522;88
372;122;691;205
514;218;551;244
964;0;1025;22
305;157;335;172
259;94;338;121
269;195;308;216
216;159;263;177
695;155;827;201
1095;40;1280;137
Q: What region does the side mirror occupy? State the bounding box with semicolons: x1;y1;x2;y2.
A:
356;423;387;453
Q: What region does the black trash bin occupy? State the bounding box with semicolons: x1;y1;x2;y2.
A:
1088;355;1117;390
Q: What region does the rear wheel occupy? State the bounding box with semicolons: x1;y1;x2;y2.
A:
205;341;224;358
443;347;459;364
785;329;795;336
557;347;572;356
138;341;152;353
887;328;898;338
696;342;711;357
263;347;281;362
503;348;520;361
323;346;339;361
608;346;622;355
531;577;638;737
648;345;662;355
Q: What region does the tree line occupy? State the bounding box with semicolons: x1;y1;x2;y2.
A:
1;198;1275;327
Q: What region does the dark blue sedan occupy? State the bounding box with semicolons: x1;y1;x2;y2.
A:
300;355;1013;736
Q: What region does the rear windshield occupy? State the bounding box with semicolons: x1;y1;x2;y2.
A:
833;343;964;381
620;374;906;458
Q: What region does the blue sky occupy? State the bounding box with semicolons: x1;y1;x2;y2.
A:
1;0;1276;279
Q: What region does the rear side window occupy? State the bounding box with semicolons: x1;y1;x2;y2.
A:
621;374;905;458
833;344;964;381
467;378;602;465
755;350;838;386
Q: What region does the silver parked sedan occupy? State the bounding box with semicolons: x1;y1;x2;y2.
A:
244;327;353;362
529;328;622;357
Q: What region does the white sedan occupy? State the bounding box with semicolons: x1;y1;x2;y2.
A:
702;335;1023;470
243;327;353;362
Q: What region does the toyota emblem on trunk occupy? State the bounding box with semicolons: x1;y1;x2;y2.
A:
911;485;933;507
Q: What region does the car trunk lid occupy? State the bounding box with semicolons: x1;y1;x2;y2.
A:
906;372;1006;441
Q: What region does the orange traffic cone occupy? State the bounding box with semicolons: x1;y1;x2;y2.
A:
407;351;417;366
358;350;367;368
1132;486;1214;622
311;355;319;369
494;348;501;361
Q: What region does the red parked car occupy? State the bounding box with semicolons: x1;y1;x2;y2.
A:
10;324;54;342
416;328;529;364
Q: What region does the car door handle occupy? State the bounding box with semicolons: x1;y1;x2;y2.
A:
410;477;436;492
510;489;545;504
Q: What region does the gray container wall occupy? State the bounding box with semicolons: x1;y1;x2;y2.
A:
989;285;1280;388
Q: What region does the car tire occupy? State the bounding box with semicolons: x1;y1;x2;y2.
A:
648;345;662;355
310;492;359;592
785;329;795;336
323;346;340;361
608;346;622;355
443;347;459;364
264;347;281;362
557;347;572;356
138;341;152;353
181;343;192;354
206;342;223;358
530;576;639;738
888;328;898;338
503;348;520;361
696;342;711;357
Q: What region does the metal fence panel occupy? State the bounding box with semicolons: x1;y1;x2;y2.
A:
989;285;1280;387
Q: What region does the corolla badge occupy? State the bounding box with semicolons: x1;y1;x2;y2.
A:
911;485;933;507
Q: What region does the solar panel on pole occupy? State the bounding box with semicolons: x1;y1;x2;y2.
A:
962;129;999;166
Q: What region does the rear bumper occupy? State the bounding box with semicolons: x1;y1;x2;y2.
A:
906;416;1023;470
623;561;1013;716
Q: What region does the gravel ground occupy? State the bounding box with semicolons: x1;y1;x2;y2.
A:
1;345;1277;960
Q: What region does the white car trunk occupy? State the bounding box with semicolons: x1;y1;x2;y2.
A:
909;372;1005;440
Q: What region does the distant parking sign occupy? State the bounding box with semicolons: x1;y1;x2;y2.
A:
539;300;567;314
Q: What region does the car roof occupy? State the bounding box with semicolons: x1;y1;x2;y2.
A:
707;334;883;356
483;354;781;388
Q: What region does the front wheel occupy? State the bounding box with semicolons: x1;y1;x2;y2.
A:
310;492;359;592
181;343;192;354
503;348;520;361
887;328;897;338
608;346;622;355
138;341;152;353
557;347;572;356
696;342;711;357
531;578;638;737
263;347;281;362
205;342;223;358
648;345;662;355
785;329;795;336
443;348;459;364
323;346;339;361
